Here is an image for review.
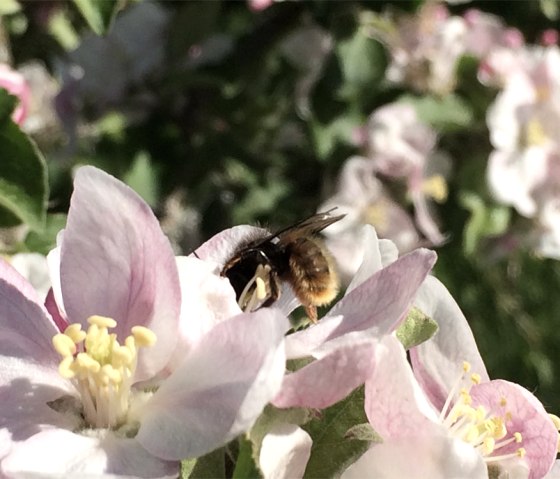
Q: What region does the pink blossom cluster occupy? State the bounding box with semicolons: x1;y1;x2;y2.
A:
0;167;557;478
319;102;448;282
369;4;524;95
332;4;560;261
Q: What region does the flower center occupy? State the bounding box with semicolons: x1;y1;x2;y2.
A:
52;315;156;429
524;117;549;147
363;203;388;231
421;174;448;203
440;362;525;463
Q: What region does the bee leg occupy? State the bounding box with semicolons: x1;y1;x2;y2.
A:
305;305;318;324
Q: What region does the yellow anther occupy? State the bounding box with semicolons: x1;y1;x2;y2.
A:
482;438;495;455
64;324;86;343
492;419;506;440
85;324;100;349
514;432;522;443
525;118;548;147
112;344;133;366
131;326;157;348
52;334;77;357
516;448;526;458
465;425;480;443
505;412;512;422
101;364;122;385
422;174;448;203
255;277;267;301
125;335;137;353
471;373;481;385
363;204;388;230
76;352;101;373
483;419;496;435
463;361;471;373
58;355;76;378
88;315;117;329
499;397;507;407
549;414;560;430
459;388;473;405
475;406;487;421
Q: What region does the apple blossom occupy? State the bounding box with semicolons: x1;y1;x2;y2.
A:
367;3;466;95
195;222;435;411
346;276;559;479
0;166;289;477
0;63;30;125
318;156;420;282
271;227;436;410
367;102;449;245
486;45;560;257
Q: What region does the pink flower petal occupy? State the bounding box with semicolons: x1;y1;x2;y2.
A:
330;248;436;336
45;287;68;332
175;256;241;348
364;336;440;439
341;434;487;479
286;248;436;358
259;424;312;479
0;357;77;461
193;225;264;267
345;226;383;294
470;380;558;479
0;64;31;126
60;166;181;381
272;340;376;409
137;308;288;460
410;276;489;411
0;258;59;363
2;429;178;478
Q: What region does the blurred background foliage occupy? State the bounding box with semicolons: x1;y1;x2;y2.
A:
1;0;560;412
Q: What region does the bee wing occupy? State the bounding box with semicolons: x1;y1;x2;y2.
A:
254;208;346;246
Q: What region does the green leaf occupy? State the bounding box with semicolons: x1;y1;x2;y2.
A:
541;0;560;19
310;114;362;160
123;151;159;208
336;29;386;101
459;192;511;256
48;9;80;51
0;0;20;15
73;0;124;35
232;436;261;479
303;387;370;478
344;423;383;443
24;213;67;254
396;306;439;350
0;89;18;124
400;94;474;132
181;447;226;479
0;120;48;231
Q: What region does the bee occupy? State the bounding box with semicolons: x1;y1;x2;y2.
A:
221;209;345;323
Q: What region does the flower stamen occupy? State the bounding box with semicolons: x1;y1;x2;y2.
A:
51;315;156;429
440;362;525;465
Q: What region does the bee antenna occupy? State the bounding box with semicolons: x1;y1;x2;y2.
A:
319;206;338;215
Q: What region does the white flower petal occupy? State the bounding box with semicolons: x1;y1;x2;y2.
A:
259;424;312;479
137;309;288;460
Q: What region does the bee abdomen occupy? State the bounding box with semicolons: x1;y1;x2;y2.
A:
285;238;339;306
